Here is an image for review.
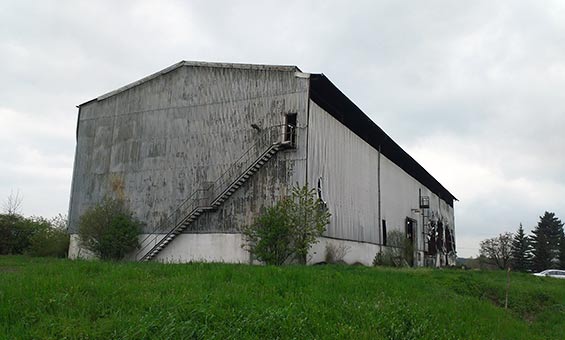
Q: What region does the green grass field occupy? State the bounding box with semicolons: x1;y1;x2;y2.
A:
0;256;564;339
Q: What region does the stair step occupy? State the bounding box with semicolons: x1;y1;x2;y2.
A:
140;142;283;262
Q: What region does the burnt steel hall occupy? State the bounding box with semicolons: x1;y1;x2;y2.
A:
68;61;456;266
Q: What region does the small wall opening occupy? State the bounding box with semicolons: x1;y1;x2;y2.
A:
405;218;416;266
284;113;297;147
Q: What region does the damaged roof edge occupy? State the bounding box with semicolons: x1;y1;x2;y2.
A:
77;60;301;107
309;73;457;206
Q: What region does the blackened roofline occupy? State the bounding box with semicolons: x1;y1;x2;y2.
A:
309;74;457;207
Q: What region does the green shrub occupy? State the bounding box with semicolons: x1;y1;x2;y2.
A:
0;214;61;255
242;185;331;265
27;222;69;258
78;198;141;261
0;214;30;254
373;230;410;267
242;203;293;265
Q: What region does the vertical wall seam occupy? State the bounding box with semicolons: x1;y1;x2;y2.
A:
305;79;311;186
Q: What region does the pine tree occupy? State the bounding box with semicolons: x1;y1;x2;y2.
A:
510;223;531;272
530;212;563;271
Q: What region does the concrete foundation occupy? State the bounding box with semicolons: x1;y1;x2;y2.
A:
70;233;399;266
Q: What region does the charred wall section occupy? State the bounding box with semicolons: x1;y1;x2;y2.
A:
69;65;309;234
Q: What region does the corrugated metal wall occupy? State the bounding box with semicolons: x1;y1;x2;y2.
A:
307;101;455;250
69;65;309;234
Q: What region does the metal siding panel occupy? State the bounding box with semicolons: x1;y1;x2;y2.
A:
307;101;380;243
307;100;455;246
69;66;308;234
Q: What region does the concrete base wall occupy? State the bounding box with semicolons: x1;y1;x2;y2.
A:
151;233;251;263
68;234;96;260
309;237;381;266
69;233;433;267
69;233;252;263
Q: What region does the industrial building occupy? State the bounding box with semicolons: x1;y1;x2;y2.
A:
68;61;456;266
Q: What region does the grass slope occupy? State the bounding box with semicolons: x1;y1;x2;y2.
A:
0;256;564;339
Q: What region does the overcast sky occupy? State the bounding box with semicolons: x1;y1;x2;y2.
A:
1;0;564;257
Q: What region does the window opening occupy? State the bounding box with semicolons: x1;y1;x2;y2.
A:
317;177;328;210
382;220;387;246
284;113;297;146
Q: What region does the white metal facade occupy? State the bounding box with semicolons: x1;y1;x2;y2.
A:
68;62;455;266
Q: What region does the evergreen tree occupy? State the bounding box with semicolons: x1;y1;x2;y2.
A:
510;223;531;272
530;212;563;271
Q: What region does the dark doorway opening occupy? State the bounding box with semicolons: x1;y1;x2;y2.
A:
284;113;297;147
382;220;387;246
405;218;416;266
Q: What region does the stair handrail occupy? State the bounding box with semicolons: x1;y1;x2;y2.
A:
135;124;288;260
135;189;207;259
207;124;289;203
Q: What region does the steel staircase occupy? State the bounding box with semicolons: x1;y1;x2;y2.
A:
136;125;293;261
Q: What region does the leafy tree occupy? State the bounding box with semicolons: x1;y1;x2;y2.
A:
530;212;563;271
241;203;293;265
78;197;141;261
242;185;331;265
285;185;332;264
479;232;513;269
510;223;532;272
0;213;34;254
27;215;69;258
0;214;69;257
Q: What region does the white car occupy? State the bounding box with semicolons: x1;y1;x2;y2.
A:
533;269;565;279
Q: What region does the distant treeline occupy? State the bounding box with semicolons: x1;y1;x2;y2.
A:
476;211;564;272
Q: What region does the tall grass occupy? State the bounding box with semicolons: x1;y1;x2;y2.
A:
0;256;563;339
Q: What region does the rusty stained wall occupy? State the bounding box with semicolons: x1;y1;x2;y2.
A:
307;100;455;252
68;65;309;234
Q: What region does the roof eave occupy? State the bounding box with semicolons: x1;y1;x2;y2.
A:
309;73;457;206
77;60;301;107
